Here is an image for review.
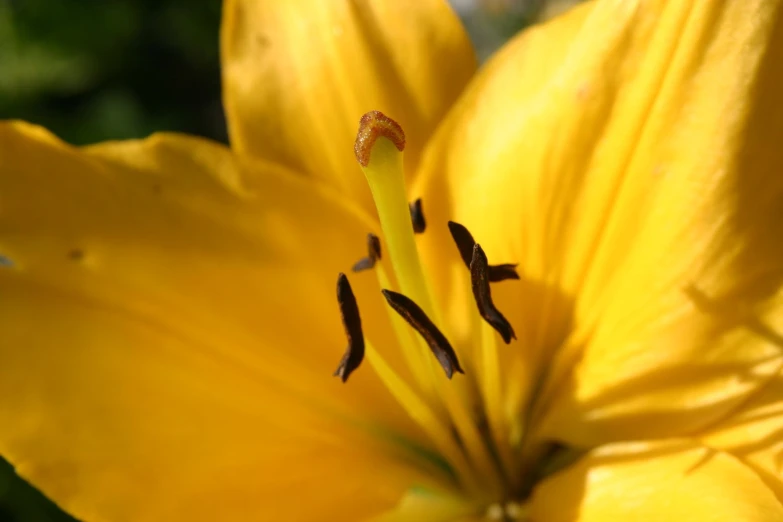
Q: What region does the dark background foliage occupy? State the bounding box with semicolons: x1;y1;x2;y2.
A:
0;0;225;145
0;0;563;519
0;0;545;147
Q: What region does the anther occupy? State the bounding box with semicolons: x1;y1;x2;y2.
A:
486;263;518;281
409;198;426;234
381;289;464;379
352;233;382;273
448;221;520;282
333;273;365;382
354;111;405;167
470;244;516;344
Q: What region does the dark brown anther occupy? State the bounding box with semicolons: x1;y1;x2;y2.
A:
488;264;519;282
352;233;382;272
354;111;406;166
447;221;520;282
381;289;464;379
410;198;426;233
448;221;475;267
470;244;516;344
333;273;365;382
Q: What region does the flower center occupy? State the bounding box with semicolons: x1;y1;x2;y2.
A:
334;111;558;518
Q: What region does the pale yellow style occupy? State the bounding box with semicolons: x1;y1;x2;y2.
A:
1;0;782;520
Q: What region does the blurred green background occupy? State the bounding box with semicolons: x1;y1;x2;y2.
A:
0;0;225;146
0;0;558;147
0;0;570;520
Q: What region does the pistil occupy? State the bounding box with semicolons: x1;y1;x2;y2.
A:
354;111;437;320
336;111;527;502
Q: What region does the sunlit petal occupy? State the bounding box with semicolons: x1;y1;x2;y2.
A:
530;440;783;521
221;0;476;214
417;0;783;444
415;2;593;433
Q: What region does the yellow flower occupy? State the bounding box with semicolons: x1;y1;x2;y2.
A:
2;0;783;520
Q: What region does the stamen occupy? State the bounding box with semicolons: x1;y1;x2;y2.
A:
447;220;475;268
352;233;382;273
409;198;426;233
486;264;519;282
448;221;520;282
333;273;365;382
363;340;481;493
371;253;439;398
381;289;464;379
470;244;516;344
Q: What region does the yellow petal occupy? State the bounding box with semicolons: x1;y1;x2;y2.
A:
701;368;783;503
369;489;477;522
530;440;783;521
220;0;476;214
416;0;783;444
0;122;429;520
415;1;594;429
